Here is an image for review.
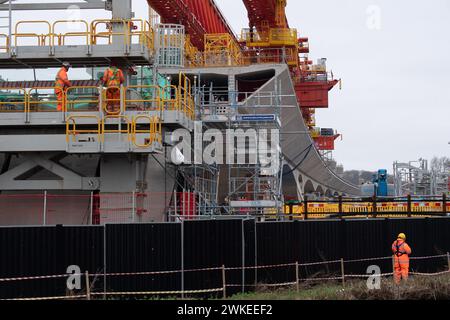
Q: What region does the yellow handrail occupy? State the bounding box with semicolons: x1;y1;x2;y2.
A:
27;87;61;112
14;20;51;46
65;86;100;112
66;115;101;143
0;88;27;113
125;85;161;112
131;115;161;148
161;85;179;111
102;115;131;143
52;20;90;46
102;86;123;115
0;34;9;53
91;19;129;46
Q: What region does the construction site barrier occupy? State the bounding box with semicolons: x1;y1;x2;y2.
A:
0;253;448;300
284;196;450;219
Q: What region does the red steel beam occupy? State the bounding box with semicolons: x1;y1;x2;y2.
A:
242;0;288;28
147;0;236;50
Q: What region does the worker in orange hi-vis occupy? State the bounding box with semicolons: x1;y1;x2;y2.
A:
392;233;412;284
102;60;125;114
54;62;72;111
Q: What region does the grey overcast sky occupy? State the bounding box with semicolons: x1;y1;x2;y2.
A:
1;0;449;172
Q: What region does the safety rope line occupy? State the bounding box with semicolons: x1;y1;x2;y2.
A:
226;282;297;287
409;254;448;260
90;288;223;296
0;295;87;301
345;273;393;278
91;266;223;278
409;270;450;276
299;276;344;281
0;254;447;283
344;256;392;263
0;273;70;282
225;262;297;270
298;260;341;266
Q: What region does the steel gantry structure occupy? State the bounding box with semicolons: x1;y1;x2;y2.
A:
0;0;362;226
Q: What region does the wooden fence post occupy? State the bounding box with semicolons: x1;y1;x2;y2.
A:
222;265;226;299
447;252;450;272
85;271;91;300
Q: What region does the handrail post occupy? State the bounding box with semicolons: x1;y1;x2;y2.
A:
295;261;299;293
338;195;343;216
340;258;345;287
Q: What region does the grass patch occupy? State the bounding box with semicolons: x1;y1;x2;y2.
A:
226;274;450;300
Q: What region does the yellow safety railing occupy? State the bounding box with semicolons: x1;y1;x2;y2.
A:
91;19;130;46
102;115;131;143
178;73;195;119
140;20;154;51
204;33;242;67
0;88;27;112
185;35;202;67
2;82;196;120
269;28;298;46
66;115;101;143
65;86;100;112
0;34;9;53
284;201;449;219
27;87;61;112
240;27;297;47
240;29;270;47
125;85;161;112
102;86;122;115
14;20;51;47
131;115;162;148
8;18;155;50
162;85;179;111
51;20;90;46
